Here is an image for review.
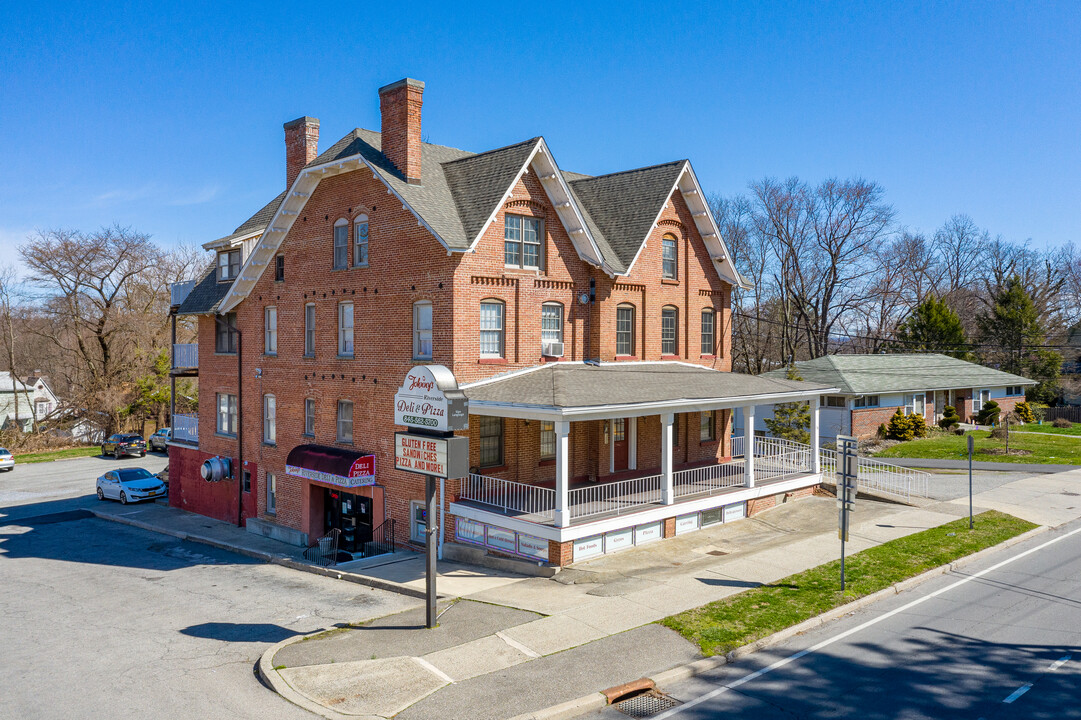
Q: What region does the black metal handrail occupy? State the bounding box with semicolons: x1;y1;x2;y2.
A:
359;518;396;559
303;528;340;567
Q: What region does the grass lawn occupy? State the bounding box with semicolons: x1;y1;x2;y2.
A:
873;429;1081;465
14;446;102;464
1014;423;1081;437
662;511;1035;656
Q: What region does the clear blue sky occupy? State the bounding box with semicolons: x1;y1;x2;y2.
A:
2;1;1078;264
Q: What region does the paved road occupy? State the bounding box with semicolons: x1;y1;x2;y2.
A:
0;456;420;719
883;457;1081;474
592;520;1081;719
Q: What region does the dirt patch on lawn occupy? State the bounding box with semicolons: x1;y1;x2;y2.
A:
981;448;1033;456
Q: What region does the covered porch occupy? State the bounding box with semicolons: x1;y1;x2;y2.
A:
453;362;836;535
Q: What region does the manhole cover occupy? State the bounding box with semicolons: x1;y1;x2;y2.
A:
615;691;681;718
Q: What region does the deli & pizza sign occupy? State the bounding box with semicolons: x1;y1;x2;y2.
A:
394;365;469;432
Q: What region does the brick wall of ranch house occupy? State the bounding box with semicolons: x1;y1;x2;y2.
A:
217;167;462;539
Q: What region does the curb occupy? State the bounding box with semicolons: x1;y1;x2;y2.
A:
516;523;1052;719
90;509;431;600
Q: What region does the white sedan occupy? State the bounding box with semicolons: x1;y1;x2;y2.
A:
96;467;168;504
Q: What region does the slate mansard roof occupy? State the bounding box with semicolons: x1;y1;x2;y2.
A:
762;354;1037;396
186;120;744;315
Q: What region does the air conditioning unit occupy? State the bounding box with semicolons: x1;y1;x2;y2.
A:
542;341;564;358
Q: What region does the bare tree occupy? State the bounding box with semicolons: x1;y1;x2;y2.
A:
0;264;37;434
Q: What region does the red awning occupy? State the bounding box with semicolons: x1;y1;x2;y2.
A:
285;444;376;488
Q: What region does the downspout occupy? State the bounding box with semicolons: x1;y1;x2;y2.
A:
438;477;445;561
236;324;243;527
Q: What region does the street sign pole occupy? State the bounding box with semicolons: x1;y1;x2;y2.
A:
967;433;974;529
836;435;858;594
425;473;438;629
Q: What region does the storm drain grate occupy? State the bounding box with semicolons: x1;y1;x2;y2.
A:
615;691;681;718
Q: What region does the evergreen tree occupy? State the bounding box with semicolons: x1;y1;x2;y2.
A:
895;296;969;358
978;276;1062;402
764;366;811;444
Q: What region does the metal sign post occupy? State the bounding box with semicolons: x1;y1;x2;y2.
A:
836;435;858;593
967;433;974;529
425;474;438;629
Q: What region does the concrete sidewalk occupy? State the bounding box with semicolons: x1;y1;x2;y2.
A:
258;469;1081;720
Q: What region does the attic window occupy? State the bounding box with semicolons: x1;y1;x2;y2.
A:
505;214;543;270
274;255;285;282
218;250;241;282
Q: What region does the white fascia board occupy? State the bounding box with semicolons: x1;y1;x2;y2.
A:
679;163;751;290
620;161;690;279
202;229;263;252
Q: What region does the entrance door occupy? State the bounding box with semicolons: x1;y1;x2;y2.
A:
323;488;373;555
612;418;629;471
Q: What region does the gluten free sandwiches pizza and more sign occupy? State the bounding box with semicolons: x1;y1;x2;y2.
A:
395;433;448;475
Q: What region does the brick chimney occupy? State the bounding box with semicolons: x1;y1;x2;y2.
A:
379;78;424;185
284;116;320;188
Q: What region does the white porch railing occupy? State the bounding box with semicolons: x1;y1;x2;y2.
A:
569;473;664;521
461;474;555;521
172;343;198;369
673;463;744;498
753;436;814;479
172;413;198;443
819;449;930;502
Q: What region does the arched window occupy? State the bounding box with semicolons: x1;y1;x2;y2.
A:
354;214;369;267
661;305;678;355
479;299;505;358
616;303;635;356
541;302;563;354
333;218;348;269
413;300;433;359
661;234;678;279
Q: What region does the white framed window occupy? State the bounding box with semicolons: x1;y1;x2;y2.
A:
264;306;277;355
333;218;348;270
413;301;433;359
541;303;563;344
904;393;926;417
338;301;354;357
216;393;237;436
504;214;543;269
854;395;880;409
266;472;276;514
616;304;635;356
540;421;555;461
304;303;315;357
478;416;503;467
479;300;504;358
217;250;240;282
974;389;991;412
661;306;678;355
662;235;678;279
263;394;276;444
354;214;369;267
304;398;315;436
337;400;353;444
700;411;715;441
701;309;714;355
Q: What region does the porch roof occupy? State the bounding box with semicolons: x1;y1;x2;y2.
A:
461;361;836;421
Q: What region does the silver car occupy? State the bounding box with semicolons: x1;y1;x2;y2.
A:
0;447;13;472
96;467;168;504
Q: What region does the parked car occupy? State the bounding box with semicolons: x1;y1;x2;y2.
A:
96;467;167;504
0;447;13;472
101;433;147;459
148;428;171;452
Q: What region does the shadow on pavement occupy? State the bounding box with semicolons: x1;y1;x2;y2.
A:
180;622;298;643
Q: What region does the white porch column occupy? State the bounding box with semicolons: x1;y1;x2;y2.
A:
811;396;821;473
661;412;674;504
554;420;571;528
744;405;755;488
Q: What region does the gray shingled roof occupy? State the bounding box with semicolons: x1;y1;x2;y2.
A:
177;265;231;316
463;362;833;412
442;138;541;244
763;354;1037;395
210;191;288;246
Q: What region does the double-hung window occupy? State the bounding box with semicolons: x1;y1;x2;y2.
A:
616;304;635;356
479;416;503;467
304;303;316;357
661;306;678;355
700;411;715;441
354;215;369;267
539;421;555;461
854;395;880;409
413;301;433;359
504;214;543;269
216;313;238;354
274;255;284;282
263;394;276;444
333;219;348;270
904;393;926;417
217;250;240;282
974;389;991;413
662;236;678;279
338;302;354;357
479;300;504;358
304;398;315;436
701;309;714;355
216;393;237;436
337;400;353;444
541;303;563;347
264;306;277;355
266;473;277;514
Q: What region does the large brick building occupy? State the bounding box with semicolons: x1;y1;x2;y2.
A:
168;78;833;566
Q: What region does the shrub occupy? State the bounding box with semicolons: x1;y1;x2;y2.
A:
877;423;888;440
953;427;966;436
1053;417;1073;429
887;409;929;441
1014;402;1036;424
938;404;961;429
989;424;1009;440
976;400;1001;426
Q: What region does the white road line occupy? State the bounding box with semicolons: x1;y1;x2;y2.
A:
411;656;455;684
496;631;542;658
654;525;1081;719
1003;683;1033;704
